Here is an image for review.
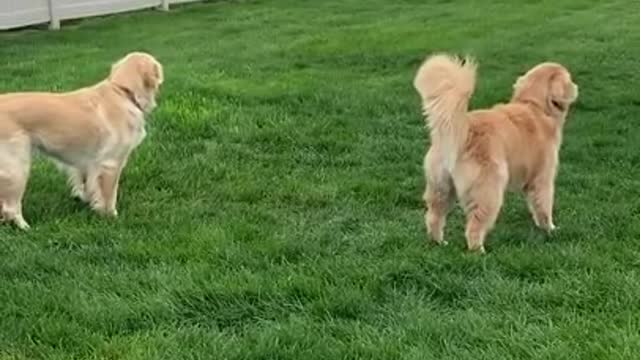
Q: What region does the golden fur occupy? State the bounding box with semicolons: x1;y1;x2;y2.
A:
0;52;163;229
414;54;578;253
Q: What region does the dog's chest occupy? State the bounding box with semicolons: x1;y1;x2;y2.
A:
101;118;146;160
123;114;147;149
131;125;147;148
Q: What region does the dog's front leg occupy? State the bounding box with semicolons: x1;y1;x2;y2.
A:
96;160;126;217
68;167;88;202
85;168;107;214
53;163;87;202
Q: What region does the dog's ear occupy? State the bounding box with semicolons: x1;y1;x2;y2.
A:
513;76;526;92
547;72;578;114
109;56;134;89
109;55;145;97
143;60;164;91
549;73;578;103
513;73;547;104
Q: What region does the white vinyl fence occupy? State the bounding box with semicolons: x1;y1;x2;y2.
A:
0;0;200;30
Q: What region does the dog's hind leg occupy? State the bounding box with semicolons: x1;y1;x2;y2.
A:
424;181;455;245
460;169;507;253
526;178;556;233
0;134;31;230
423;149;455;245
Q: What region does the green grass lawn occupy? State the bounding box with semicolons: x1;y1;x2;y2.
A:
1;0;640;358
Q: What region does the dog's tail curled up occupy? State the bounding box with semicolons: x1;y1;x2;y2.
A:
413;53;476;161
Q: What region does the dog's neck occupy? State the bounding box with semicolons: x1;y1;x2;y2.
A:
512;97;566;142
112;83;144;113
512;97;567;120
511;96;544;110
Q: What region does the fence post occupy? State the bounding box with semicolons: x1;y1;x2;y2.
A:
160;0;170;11
48;0;60;30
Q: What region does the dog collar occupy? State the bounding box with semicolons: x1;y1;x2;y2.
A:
114;84;144;113
551;100;565;112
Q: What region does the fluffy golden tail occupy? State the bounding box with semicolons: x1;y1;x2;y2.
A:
414;54;476;161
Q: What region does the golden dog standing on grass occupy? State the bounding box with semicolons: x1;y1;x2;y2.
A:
0;52;163;229
414;54;578;253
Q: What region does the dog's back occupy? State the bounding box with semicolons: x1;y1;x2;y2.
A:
464;102;560;191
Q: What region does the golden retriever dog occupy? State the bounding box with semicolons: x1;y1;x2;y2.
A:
0;52;163;229
414;54;578;253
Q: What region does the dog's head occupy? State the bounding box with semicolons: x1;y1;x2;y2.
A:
512;62;578;120
109;52;164;113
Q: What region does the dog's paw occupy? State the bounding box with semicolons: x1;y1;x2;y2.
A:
100;208;118;218
91;203;118;218
534;217;557;234
467;245;486;254
14;218;30;231
542;222;557;234
426;228;446;246
71;191;88;203
426;231;448;246
428;239;448;247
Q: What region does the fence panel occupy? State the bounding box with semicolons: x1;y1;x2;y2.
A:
56;0;159;21
0;0;51;30
0;0;201;30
